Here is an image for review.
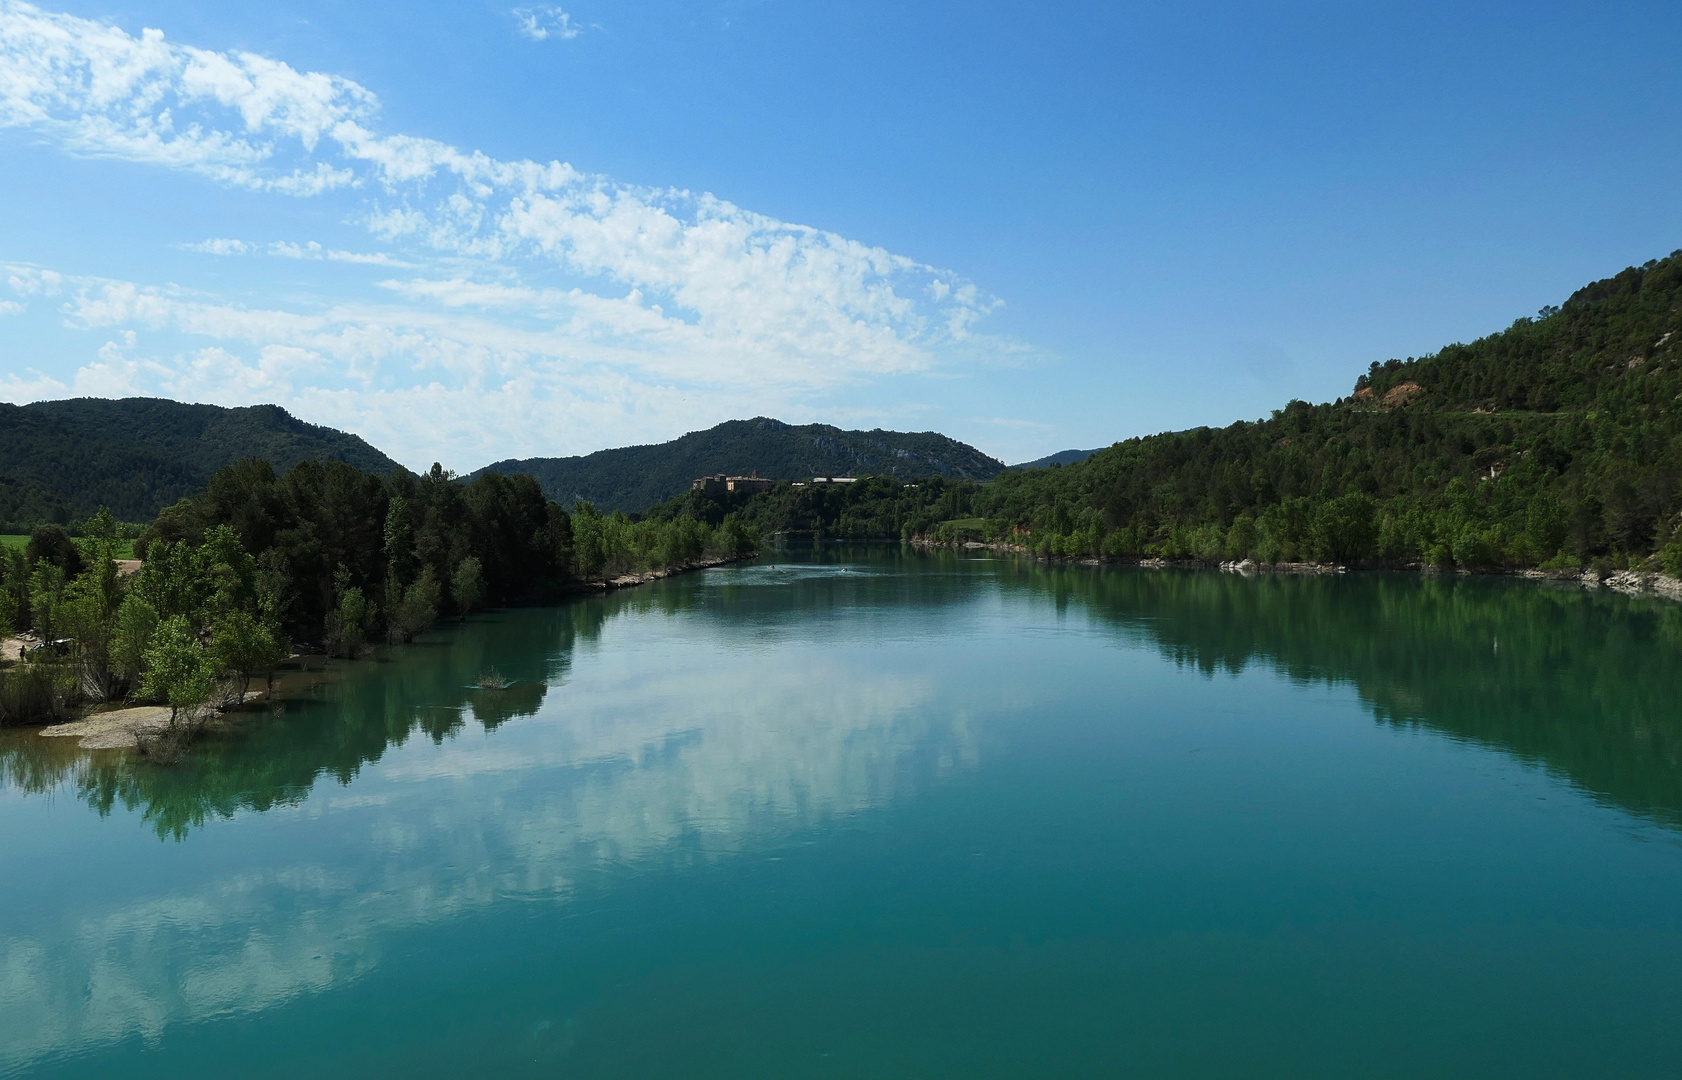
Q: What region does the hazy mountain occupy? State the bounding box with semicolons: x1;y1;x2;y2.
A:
1010;449;1101;470
475;417;1005;513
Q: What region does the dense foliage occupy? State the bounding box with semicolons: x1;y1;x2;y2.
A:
139;458;757;643
0;459;754;728
716;251;1682;575
650;475;981;543
0;398;396;527
475;417;1006;513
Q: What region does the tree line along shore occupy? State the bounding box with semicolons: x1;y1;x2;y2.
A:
0;460;757;743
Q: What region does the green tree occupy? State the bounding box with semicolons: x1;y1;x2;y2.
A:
254;548;293;621
571;503;606;580
27;562;66;644
0;545;27;626
112;594;160;691
209;609;288;703
451;556;485;621
59;568;122;701
141;615;214;727
134;539;211;623
25;524;83;577
1525;491;1569;561
199;524;258;620
1314;493;1378;564
76;507;123;563
388;565;441;643
1226;515;1258;560
718;513;756;559
384;495;414;587
323;566;371;659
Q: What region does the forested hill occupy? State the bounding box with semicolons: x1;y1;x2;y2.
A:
1356;256;1682;412
0;398;397;526
475;417;1004;513
716;249;1682;573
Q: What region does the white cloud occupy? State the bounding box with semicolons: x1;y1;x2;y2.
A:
6;266;63;295
0;369;67;401
0;299;20;315
269;240;409;266
182;237;250;255
183;237;409;266
0;1;1026;466
0;1;369;191
511;5;582;41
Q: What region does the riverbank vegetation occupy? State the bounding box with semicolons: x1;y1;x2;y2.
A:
0;460;755;731
687;251;1682;579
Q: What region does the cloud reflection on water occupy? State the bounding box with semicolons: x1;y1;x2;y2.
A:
0;574;975;1071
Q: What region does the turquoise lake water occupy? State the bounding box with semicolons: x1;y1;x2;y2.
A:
3;546;1682;1077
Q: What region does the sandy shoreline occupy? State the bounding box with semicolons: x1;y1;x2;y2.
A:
38;706;175;750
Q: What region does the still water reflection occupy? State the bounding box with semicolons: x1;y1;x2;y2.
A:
3;547;1681;1078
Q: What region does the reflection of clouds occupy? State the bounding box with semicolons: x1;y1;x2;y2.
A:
388;657;951;858
0;640;972;1072
0;866;371;1068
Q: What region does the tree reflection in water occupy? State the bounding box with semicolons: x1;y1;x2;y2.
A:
4;548;1681;838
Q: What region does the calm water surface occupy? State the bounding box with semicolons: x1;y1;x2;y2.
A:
4;547;1682;1077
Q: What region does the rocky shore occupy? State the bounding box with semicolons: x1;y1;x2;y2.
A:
912;537;1682;602
597;552;756;590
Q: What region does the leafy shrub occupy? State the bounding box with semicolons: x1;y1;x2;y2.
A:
0;663;76;727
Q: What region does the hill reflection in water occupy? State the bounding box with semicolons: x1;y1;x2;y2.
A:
991;559;1682;829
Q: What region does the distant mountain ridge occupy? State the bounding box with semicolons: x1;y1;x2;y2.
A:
475;417;1005;513
0;398;397;526
1010;448;1101;470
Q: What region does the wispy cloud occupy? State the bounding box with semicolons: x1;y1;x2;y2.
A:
2;262;936;467
183;238;408;265
511;5;582;41
182;238;250;256
0;0;1021;466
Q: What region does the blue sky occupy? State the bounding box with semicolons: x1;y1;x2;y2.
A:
2;0;1679;470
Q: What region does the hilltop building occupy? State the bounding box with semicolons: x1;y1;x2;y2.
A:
692;471;775;496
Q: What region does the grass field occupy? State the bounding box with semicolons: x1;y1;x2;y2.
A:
941;518;989;532
1;535;137;559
